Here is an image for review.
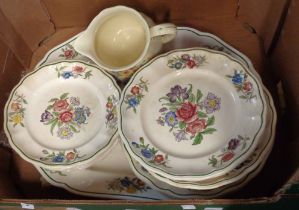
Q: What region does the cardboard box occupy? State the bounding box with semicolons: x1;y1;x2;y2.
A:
0;0;299;208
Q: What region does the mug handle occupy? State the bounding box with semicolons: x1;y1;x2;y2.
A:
149;23;177;43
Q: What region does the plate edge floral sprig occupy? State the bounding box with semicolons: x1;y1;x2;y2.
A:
55;65;92;79
107;176;151;194
208;135;250;167
167;53;207;70
132;137;170;168
226;70;256;101
40;148;85;164
124;77;149;113
8;92;27;127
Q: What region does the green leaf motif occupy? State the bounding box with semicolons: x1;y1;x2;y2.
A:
179;121;186;129
69;125;79;133
139;137;145;145
48;98;59;103
198;111;208;118
207;116;215;127
192;133;203;145
201;128;217;134
196;89;203;103
60;93;69;100
50;119;58;135
189;93;195;103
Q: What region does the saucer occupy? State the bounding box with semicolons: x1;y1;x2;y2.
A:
119;48;267;181
4;61;120;169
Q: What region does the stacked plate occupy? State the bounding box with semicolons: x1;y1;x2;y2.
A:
118;47;275;193
4;27;276;200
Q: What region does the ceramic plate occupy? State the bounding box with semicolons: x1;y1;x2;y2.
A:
36;136;170;201
126;140;271;199
119;48;267;181
33;26;274;199
4;61;120;169
149;87;275;189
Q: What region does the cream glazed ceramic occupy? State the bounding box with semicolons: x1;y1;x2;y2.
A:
32;26;275;199
36;136;170;201
119;48;267;181
74;5;176;81
4;61;120;170
149;87;276;190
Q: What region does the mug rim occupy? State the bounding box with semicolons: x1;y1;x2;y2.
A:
90;5;151;72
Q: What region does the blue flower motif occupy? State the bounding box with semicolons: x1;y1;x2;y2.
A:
62;71;73;79
132;142;139;148
128;97;139;107
120;177;131;187
174;62;183;69
74;107;87;124
141;149;153;159
53;155;64;163
165;111;178;127
232;73;244;85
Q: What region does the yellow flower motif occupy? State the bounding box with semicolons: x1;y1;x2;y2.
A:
126;185;137;193
11;113;23;124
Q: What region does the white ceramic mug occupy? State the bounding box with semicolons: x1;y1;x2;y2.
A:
74;5;177;81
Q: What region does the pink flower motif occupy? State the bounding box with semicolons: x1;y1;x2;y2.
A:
53;99;69;112
131;86;140;95
72;66;85;74
242;81;253;93
186;119;207;136
11;103;21;112
59;111;73;123
186;60;196;68
64;50;74;58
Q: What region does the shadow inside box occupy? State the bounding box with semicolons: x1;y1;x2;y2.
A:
226;112;299;199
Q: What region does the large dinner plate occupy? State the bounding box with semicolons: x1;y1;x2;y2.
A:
119;48;267;181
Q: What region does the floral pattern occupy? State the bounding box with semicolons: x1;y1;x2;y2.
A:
107;176;151;194
40;148;84;164
105;95;118;129
8;92;27;127
59;44;78;59
226;70;256;101
157;84;220;145
167;53;206;70
132;137;170;167
56;65;92;79
124;77;149;113
40;93;91;140
208;135;250;167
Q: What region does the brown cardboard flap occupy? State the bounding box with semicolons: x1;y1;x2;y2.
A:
0;0;55;67
41;0;237;27
272;0;299;135
238;0;289;52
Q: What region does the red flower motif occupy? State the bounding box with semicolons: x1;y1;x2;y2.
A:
59;111;73;123
221;151;235;162
64;50;74;58
106;102;113;109
242;81;253;93
176;102;198;123
186;60;196;68
154;155;164;163
72;66;85;74
66;152;75;160
131;86;140;95
186;119;207;136
53;100;69;112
